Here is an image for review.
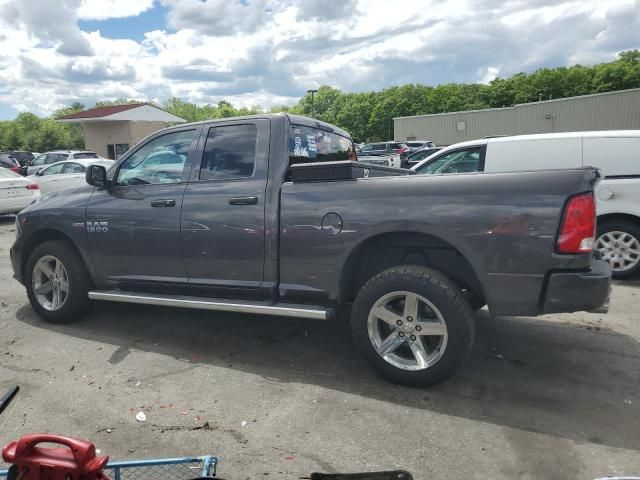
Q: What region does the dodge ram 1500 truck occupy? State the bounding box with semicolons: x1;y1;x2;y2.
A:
10;114;611;386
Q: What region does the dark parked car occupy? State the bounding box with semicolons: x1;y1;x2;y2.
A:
401;146;443;168
405;140;435;149
401;140;436;159
11;114;610;386
358;142;408;156
0;153;21;173
7;151;35;166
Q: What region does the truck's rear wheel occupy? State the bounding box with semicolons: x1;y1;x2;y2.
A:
596;220;640;279
351;265;475;386
25;240;91;323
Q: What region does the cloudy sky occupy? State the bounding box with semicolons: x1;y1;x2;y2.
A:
0;0;638;119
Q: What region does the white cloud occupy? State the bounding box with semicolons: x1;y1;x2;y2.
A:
162;0;278;36
0;0;638;118
480;67;500;84
0;0;93;55
78;0;154;20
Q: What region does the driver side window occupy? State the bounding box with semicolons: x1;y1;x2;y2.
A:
416;147;481;174
439;149;481;174
116;130;196;186
41;163;65;176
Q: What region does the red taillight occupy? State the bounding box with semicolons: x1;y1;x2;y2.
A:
10;166;20;173
556;192;595;254
25;183;39;190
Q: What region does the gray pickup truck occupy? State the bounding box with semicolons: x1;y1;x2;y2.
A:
10;114;611;386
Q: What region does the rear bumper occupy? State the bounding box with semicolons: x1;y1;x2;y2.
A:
542;259;611;314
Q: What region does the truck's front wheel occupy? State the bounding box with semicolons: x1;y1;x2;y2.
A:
25;240;91;323
351;265;475;386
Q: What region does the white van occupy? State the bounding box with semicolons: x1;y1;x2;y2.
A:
411;131;640;278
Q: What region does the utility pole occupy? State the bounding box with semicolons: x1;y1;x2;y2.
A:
307;89;318;117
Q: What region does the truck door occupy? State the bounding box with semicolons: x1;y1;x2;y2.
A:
85;127;200;289
181;119;269;297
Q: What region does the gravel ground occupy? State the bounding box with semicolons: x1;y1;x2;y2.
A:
0;216;638;480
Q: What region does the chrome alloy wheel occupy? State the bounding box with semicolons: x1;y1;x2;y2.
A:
596;230;640;273
367;291;448;371
32;255;69;311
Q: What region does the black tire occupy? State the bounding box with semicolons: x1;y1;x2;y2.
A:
25;240;91;323
596;220;640;279
351;265;475;387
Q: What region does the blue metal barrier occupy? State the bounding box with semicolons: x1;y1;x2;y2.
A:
0;455;218;479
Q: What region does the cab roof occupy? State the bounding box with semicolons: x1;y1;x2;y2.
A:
159;113;353;141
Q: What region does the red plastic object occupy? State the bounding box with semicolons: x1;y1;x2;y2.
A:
2;434;110;480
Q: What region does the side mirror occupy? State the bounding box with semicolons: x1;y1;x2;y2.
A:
35;171;41;176
86;164;108;188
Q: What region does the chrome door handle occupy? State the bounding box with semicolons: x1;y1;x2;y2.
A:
150;199;176;207
228;196;258;205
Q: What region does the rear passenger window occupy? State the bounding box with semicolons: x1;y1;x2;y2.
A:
199;124;257;181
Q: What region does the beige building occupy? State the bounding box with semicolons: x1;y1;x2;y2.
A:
394;88;640;146
58;103;186;159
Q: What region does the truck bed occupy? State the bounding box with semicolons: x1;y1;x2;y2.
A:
278;167;602;315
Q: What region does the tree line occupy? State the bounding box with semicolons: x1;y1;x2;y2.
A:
1;50;638;151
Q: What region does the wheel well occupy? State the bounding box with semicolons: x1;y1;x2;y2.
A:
339;232;483;303
22;229;82;278
598;213;640;228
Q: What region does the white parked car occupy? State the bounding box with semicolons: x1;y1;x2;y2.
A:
0;168;41;214
411;130;640;278
27;159;115;194
27;150;103;176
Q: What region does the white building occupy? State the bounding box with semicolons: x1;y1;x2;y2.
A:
394;88;640;146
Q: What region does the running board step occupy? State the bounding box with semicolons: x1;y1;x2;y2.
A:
88;290;333;320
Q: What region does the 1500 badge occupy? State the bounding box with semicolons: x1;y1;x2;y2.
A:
85;221;109;233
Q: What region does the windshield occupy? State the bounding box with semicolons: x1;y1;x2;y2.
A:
288;124;355;166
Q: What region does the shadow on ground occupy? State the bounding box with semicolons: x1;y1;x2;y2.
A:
14;299;640;452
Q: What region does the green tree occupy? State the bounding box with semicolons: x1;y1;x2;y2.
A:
619;50;640;64
52;102;85;119
34;120;71;152
94;98;144;107
2;123;23;150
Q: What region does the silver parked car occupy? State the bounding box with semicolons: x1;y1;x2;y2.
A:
27;151;102;176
